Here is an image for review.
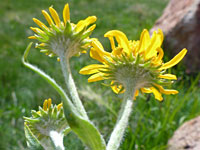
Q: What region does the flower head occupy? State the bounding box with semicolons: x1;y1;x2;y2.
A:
80;29;187;101
24;98;69;149
29;4;97;59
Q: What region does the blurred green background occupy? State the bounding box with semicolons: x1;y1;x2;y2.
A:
0;0;200;149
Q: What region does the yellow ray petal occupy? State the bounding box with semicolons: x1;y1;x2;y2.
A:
141;88;152;93
79;64;105;75
133;90;139;100
30;27;44;34
144;31;157;58
75;16;97;32
36;43;46;48
90;48;105;63
86;24;96;32
108;37;116;50
131;40;140;56
33;18;49;31
162;89;178;95
112;47;123;56
138;29;150;53
145;29;164;59
92;38;104;49
150;87;163;101
81;50;87;53
135;90;139;96
49;7;61;26
154;84;179;95
47;98;52;109
28;36;37;39
91;41;111;58
43;99;48;111
88;72;105;82
57;103;63;111
158;74;177;80
42;10;54;25
110;81;125;94
159;48;187;70
111;85;120;94
90;40;111;63
158;28;164;43
104;30;131;54
153;47;164;65
63;3;70;24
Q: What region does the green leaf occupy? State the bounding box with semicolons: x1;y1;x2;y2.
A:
24;124;44;150
62;127;71;136
62;102;106;150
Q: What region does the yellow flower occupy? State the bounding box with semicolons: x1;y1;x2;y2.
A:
80;29;187;101
24;98;67;140
29;3;97;59
24;98;69;149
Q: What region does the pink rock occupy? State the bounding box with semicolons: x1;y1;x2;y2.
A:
151;0;200;73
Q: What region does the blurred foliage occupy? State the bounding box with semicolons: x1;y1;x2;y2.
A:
0;0;200;149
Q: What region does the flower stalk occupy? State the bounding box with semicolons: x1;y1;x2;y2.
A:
49;131;65;150
106;86;135;150
59;53;88;119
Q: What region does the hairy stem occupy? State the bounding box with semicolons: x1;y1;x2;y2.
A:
49;131;65;150
106;87;135;150
60;55;88;120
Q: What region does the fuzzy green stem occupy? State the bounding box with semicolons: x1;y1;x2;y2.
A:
59;55;88;120
63;127;71;136
49;131;65;150
106;87;135;150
